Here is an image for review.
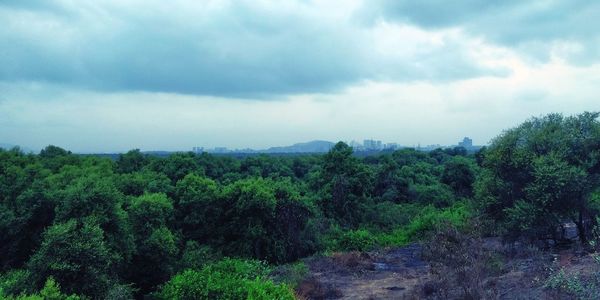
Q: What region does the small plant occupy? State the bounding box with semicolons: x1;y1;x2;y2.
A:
544;268;586;298
486;252;505;275
1;277;82;300
421;222;495;299
337;229;378;252
270;262;309;288
155;258;295;300
544;259;600;300
376;202;472;247
0;269;31;297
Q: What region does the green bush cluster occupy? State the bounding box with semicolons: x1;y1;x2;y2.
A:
323;202;472;252
476;112;600;243
155;259;294;300
1;277;82;300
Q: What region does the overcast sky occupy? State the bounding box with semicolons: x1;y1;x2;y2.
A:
1;0;599;152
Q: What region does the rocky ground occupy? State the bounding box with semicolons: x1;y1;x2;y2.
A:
294;241;600;299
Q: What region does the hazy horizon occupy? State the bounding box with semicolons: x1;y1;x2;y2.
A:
2;137;482;154
2;1;599;152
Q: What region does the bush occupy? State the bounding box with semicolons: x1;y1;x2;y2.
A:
421;224;493;299
270;262;308;289
544;268;586;298
377;202;472;247
155;258;294;300
336;229;378;252
2;277;82;300
322;225;376;252
178;241;222;272
544;255;600;300
0;269;31;297
26;218;116;298
362;202;421;231
413;184;456;208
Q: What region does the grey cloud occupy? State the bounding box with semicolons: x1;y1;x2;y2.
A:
0;0;502;97
369;0;600;63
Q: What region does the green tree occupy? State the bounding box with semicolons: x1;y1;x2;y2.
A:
1;276;82;300
116;149;148;174
220;178;278;260
127;193;178;294
441;156;476;197
0;150;53;271
150;152;200;183
174;174;221;242
476;112;600;242
373;156;411;203
39;146;78;173
53;175;134;263
271;179;319;262
316;142;373;227
27;218;116;298
117;171;173;197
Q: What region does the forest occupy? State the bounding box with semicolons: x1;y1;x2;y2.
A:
1;112;600;299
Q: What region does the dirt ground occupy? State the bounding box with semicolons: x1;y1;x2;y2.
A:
295;241;600;299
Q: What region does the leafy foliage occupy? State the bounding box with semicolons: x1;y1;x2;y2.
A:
476;112;600;242
155;259;294;300
1;277;82;300
5;114;596;297
26;218;116;298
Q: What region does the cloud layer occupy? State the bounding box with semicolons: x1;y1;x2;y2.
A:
369;0;600;63
1;0;599;152
1;0;510;97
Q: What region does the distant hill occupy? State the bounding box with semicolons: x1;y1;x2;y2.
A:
0;143;34;153
0;143;15;149
265;140;335;153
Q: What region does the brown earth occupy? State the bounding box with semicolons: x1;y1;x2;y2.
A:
295;241;600;300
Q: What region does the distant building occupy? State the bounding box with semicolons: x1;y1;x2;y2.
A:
212;147;228;153
458;137;473;148
363;139;383;150
420;144;442;151
349;140;364;151
192;147;204;153
384;143;399;150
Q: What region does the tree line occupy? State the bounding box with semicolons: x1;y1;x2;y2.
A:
0;112;599;299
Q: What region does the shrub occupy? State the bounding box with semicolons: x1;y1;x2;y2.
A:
413;184;455;208
178;241;222;272
155;258;294;300
270;262;309;289
2;277;82;300
544;255;600;300
336;229;378;252
377;202;472;247
362;202;420;231
544;268;587;299
0;269;31;297
421;224;494;299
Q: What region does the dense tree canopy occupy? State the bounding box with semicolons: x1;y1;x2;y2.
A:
477;112;600;243
2;112;599;298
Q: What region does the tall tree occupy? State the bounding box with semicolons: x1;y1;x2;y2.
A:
27;218;116;298
127;193;178;294
316;142;373;227
476;112;600;243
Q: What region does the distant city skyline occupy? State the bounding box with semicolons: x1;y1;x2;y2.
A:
192;136;482;155
2;136;483;154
